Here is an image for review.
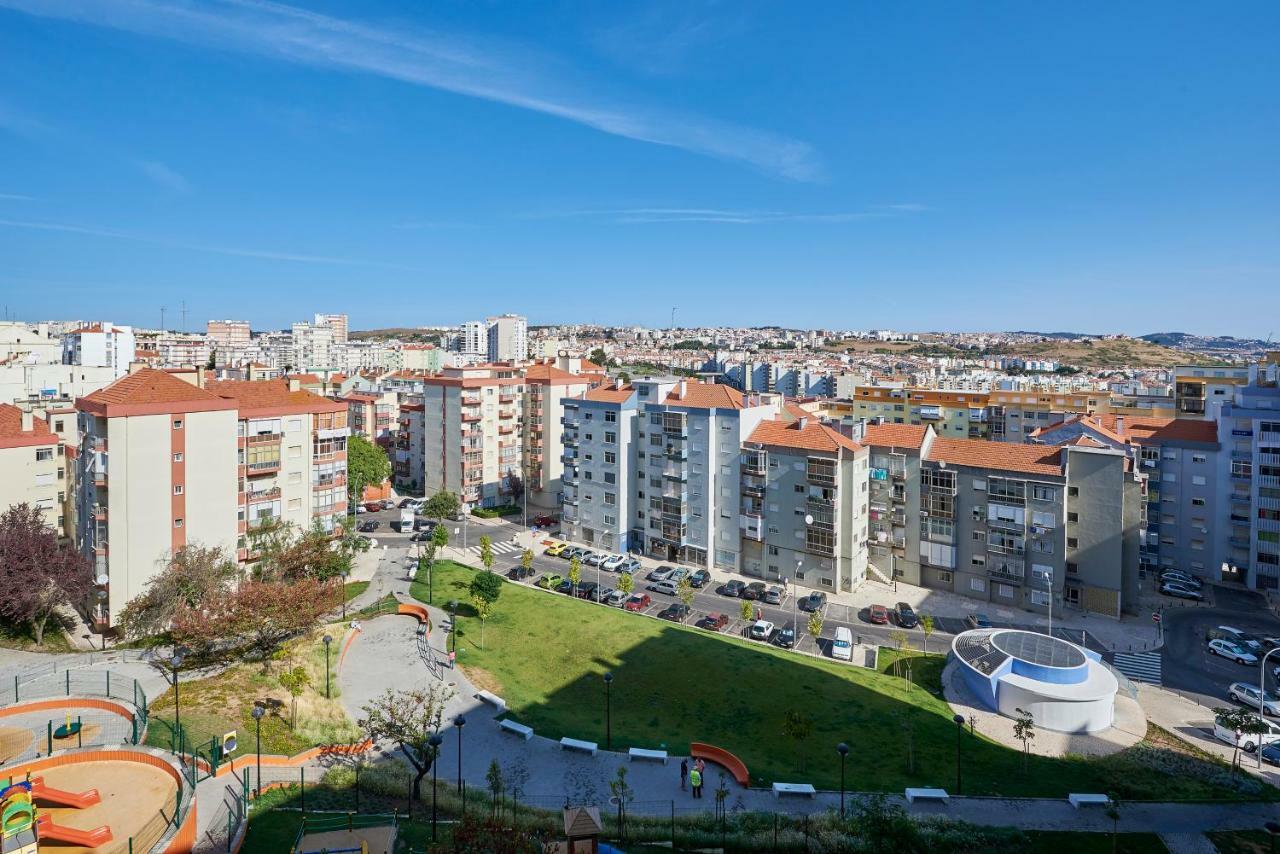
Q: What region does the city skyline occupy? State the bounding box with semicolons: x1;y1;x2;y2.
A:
1;2;1277;335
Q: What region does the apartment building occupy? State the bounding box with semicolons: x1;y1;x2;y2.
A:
864;423;932;587
486;314;528;363
342;390;399;443
0;404;64;533
291;322;335;371
62;323;136;378
207;320;252;351
77;369;240;626
1031;414;1220;583
1174;364;1251;419
739;415;870;593
410;364;524;508
560;383;640;550
820;388;991;439
1215;358;1280;590
523;363;596;510
76;368;350;627
393;402;425;494
460;321;487;357
0;322;62;364
986;389;1105;442
314;313;349;345
401;344;445;373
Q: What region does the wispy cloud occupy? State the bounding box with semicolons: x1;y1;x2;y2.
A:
529;205;930;225
0;0;821;181
0;217;417;269
135;159;191;191
393;220;472;231
0;192;36;201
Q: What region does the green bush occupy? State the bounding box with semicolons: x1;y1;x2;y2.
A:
470;505;521;519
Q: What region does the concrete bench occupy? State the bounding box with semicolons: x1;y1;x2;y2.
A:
498;719;533;741
475;690;507;713
772;782;817;799
904;787;950;804
1068;793;1111;809
628;748;667;764
560;737;598;756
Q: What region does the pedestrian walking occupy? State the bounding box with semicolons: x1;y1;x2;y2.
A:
679;759;688;791
689;767;702;799
695;758;705;775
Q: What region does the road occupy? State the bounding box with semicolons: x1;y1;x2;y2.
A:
1159;584;1280;706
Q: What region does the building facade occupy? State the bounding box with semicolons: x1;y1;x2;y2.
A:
486;314;528;363
62;323;136;379
0;403;64;533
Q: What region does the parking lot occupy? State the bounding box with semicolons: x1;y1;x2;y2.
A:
1160;584;1280;706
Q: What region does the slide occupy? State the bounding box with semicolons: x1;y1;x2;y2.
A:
35;813;113;847
28;776;101;808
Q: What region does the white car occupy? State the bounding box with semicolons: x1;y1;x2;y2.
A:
749;620;775;641
1229;683;1280;717
601;554;627;571
1214;713;1280;753
605;589;629;607
1208;639;1258;665
1160;571;1202;589
582;551;607;567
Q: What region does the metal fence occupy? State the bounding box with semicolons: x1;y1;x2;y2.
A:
0;648;155;686
194;781;249;854
1;710;141;766
0;664;150;716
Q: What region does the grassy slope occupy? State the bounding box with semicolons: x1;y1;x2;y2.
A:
1025;832;1168;853
0;619;74;653
824;336;1208;369
413;562;1267;799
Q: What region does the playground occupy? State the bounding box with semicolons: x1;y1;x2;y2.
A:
293;814;398;854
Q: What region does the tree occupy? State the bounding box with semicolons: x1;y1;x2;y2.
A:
423;491;460;522
740;598;753;623
1012;707;1036;772
471;596;493;647
278;666;310;730
807;612;824;642
568;555;582;596
206;350;217;370
888;629;910;677
431;522;449;550
520;549;533;574
920;613;935;654
359;684;455;803
170;577;328;667
252;520;353;582
469;570;502;606
0;504;92;646
503;469;523;505
1213;707;1268;774
486;759;504;820
781;709;813;772
608;766;634;840
676;577;695;624
617;571;634;596
346;434;391;508
117;544;239;639
479;535;493;571
1104;794;1121;854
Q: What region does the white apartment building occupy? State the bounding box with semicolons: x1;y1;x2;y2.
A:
460;321;487;357
207;320;252;351
314;313;349;345
559;383;640;551
291;322;336;371
0;404;65;533
0;322;62;364
62;323;136;378
486;314;528;363
522;363;597;509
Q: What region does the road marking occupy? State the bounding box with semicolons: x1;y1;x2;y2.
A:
1112;651;1162;684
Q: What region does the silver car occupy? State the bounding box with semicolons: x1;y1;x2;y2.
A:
1229;682;1280;717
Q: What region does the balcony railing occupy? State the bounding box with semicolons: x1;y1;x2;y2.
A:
246;487;282;502
740;514;763;541
314;474;346;488
987;568;1024;585
663;466;688;482
246;459;281;475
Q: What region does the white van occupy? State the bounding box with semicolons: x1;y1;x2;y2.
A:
832;627;853;661
1214;713;1280;752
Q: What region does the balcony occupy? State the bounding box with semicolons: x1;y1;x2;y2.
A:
461;413;481;423
1260;496;1280;511
244;432;282;447
987;568;1024;585
740;514;764;541
806;460;837;486
562;416;580;429
660;522;687;542
890;467;906;480
246;459;281;476
1260;453;1280;466
92;505;106;522
94;469;108;487
246;487;282;502
1233;449;1255;461
563;492;579;506
1261;430;1280;444
662;484;687;501
93;543;108;557
1231;472;1253;482
314;473;346;488
1229;536;1252;549
1259;475;1280;489
804;533;835;557
742;450;767;477
498;425;515;435
461;396;481;407
741;474;766;497
92;437;107;453
663;465;688;482
986;516;1024;533
665;447;688;461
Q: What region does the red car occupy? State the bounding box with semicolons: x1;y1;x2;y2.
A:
698;612;730;632
624;594;652;612
364;502;383;513
868;604;890;625
531;515;558;528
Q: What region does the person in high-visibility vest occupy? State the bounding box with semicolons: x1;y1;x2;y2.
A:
688;767;702;798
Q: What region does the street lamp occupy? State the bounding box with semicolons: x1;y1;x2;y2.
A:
428;733;444;840
170;652;184;756
340;569;350;620
322;634;333;699
1261;647;1280;709
453;715;466;793
448;600;459;654
603;672;614;749
251;705;265;797
836;742;849;818
952;714;966;794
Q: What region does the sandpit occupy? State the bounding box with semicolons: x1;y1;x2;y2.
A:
296;825;398;854
0;725;34;763
35;760;178;853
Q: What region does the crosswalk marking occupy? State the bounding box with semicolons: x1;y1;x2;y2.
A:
461;540;522;556
1111;651;1162;684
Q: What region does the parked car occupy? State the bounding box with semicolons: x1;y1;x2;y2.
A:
601;554;627;571
555;579;576;595
414;518;438;532
354;504;367;514
1213;626;1264;653
544;542;568;557
868;604;890;625
574;581;600;601
721;580;747;598
647;566;676;582
507;566;534;581
698;612;730;632
799;591;827;613
669;568;689;583
358;520;380;533
1208;639;1258;665
658;603;691;622
410;530;433;542
398;498;417;509
617;558;643;575
624;594;652;612
1160;570;1203;589
537;573;564;590
965;614;993;629
773;622;796;649
689;569;711;588
894;602;919;629
647;580;679;597
583;551;607;567
561;547;588;561
531;515;558;528
380;498;396;510
1228;682;1280;717
596;587;617;604
762;586;784;605
1262;742;1280;767
741;582;767;601
364;502;383;513
605;589;629;607
832;627;854;661
1214;712;1280;753
749;620;775;641
1160;582;1203;601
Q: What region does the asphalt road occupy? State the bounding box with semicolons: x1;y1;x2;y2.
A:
1160;584;1280;706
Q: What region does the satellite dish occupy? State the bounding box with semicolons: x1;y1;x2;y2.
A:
804;514;814;526
95;574;109;587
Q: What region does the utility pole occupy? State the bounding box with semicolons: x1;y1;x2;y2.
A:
160;306;167;332
180;300;188;333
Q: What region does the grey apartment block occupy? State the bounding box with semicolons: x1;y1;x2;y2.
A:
1214;362;1280;590
867;446;924;586
560;394;639;552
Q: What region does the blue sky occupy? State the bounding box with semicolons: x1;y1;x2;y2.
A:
1;1;1277;336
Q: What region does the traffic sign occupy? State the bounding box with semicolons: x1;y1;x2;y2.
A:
1151;612;1161;623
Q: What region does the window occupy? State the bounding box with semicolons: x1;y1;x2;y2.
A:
794;484;805;493
604;492;616;506
173;419;183;430
604;432;617;444
1031;564;1052;583
604;472;616;484
971;556;986;567
1066;562;1078;574
973;479;986;491
36;448;53;461
604;452;616;465
972;531;986;543
288;498;302;510
1161;472;1177;483
173;485;184;495
1067;512;1079;523
1067;537;1078;548
1031;484;1055;502
1192;497;1206;506
174;518;184;528
1030;590;1050;606
173;452;184;462
1192;453;1206;464
1068;486;1078;496
969;578;985;593
604;411;617;423
1192;475;1206;486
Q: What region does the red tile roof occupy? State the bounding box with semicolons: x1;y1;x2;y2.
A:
747;418;862;454
582;385;634;404
664;382;745;410
79;368;236;417
0;404;56;449
861;423;930;450
927;437;1063;477
1092;414;1218;445
205;379;346;416
524;363;593;385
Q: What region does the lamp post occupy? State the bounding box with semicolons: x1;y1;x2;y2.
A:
836;742;849;818
170;652;184;757
428;733;444;841
323;634;333;699
952;713;966;794
1261;648;1280;705
251;705;265;797
1045;568;1054;639
603;672;614;749
340;569;350;620
448;600;458;654
454;715;466;793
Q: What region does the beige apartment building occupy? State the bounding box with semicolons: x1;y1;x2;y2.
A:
522;362;595;509
0;403;65;532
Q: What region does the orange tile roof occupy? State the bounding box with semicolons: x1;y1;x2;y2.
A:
582;385;634;404
524;363;592;385
205;378;345;416
0;404;56;449
66;324;104;335
927;437;1063;476
79;368;235;417
861;423;930;450
1091;414;1218;445
747;418;862;454
664;382;745;410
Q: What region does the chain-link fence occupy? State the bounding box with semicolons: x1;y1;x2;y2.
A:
194;781;249;854
0;648;155;686
2;709;141;766
0;665;150;715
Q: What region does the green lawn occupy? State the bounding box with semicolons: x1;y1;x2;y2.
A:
1025;831;1168;853
0;618;73;652
411;560;1273;800
1207;830;1277;854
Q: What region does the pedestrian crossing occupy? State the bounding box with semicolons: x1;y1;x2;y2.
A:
461;539;523;557
1111;651;1162;684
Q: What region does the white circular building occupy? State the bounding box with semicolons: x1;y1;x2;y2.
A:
951;628;1118;733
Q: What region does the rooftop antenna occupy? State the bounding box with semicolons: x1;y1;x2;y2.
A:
181;300;188;333
160;306;167;332
670;306;676;330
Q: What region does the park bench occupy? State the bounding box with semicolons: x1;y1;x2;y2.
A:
1068;793;1111;809
475;691;507;713
772;782;816;799
498;720;533;741
628;748;667;764
560;737;598;756
690;742;750;787
904;788;950;804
